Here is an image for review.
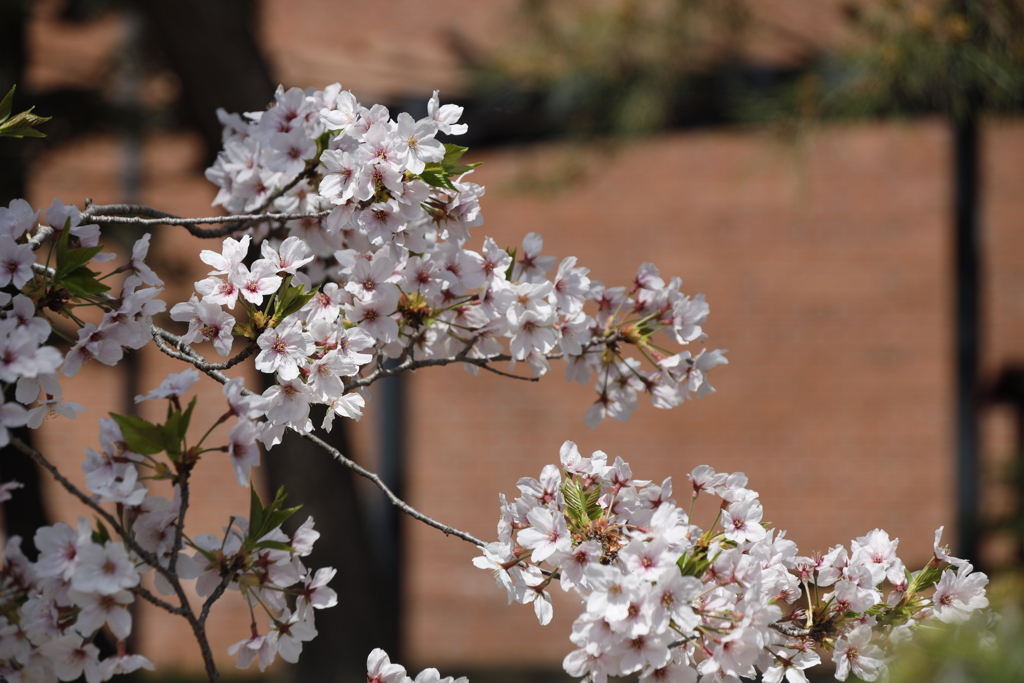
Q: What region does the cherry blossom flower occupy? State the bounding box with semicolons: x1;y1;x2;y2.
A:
0;479;22;503
256;322;313;380
135;368;200;403
71;541;140;595
832;624;887;681
228;419;261;486
930;562;989;623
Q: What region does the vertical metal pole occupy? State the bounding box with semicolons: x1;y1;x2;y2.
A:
954;113;980;562
951;0;981;561
370;366;404;654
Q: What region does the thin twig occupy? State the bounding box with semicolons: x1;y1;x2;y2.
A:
133;584;190;616
199;571;238;626
146;325;625;547
479;363;540;382
83;167;319;238
169;476;189;576
11;436;222;683
151;327;257;372
149;325;485;546
85;209;330;228
10;437;160;568
296;428;485;546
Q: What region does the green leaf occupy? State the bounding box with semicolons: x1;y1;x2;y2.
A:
164;396;197;452
248;486;302;541
56;244;105;280
274;283;318;322
677;545;712;578
0;107;50;138
584;485;604;521
253;540;297;553
562;480;589;529
54;215;72;259
248;485;265;540
504;247;517;281
92;518;111;545
441;144;469;169
263;505;302;537
0;126;46;139
0;85;14;123
419;168;457;191
447;162;482;175
62;267;111;297
110;413;166;455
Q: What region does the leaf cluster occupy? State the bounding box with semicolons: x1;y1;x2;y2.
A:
53;220;110;297
0;86;50;139
111;396;197;463
247;485;300;552
562;479;604;530
419;144;482;192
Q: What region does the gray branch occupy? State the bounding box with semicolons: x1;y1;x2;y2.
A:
11;436;223;682
149;324;487;547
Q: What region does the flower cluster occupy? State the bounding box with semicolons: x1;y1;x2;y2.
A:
365;648;467;683
0;372;337;682
198;85;726;432
0;82;991;683
475;441;990;683
0;197;166;444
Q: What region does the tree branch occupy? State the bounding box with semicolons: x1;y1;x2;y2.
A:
82;167;320;238
149;325;486;547
83;205;330;237
11;436;222;682
295;428;485;547
133;584;190;616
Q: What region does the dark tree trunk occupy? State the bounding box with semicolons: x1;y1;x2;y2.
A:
266;408;399;683
141;0;277;162
0;0;52;563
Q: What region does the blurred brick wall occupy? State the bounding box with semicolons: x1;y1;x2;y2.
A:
9;0;1024;677
398;119;1024;668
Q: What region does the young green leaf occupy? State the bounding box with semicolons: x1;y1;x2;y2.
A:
164;396;198;451
441;143;469;169
109;413;166;455
0;107;50;139
584;485;604;521
62;267;111;297
92;518;111;545
253;539;298;553
0;86;15;123
274;283;318;321
249;485;266;541
419;168;457;191
504;247;517;281
55;244;105;280
446;162;482;175
561;480;589;529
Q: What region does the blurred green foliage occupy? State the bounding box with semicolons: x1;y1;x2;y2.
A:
886;574;1024;683
474;0;1024;138
474;0;748;137
754;0;1024;127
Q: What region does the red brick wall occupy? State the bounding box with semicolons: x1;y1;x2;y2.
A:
402;119;1024;667
11;0;1024;675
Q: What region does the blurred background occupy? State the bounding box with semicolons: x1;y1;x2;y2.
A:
1;0;1024;681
